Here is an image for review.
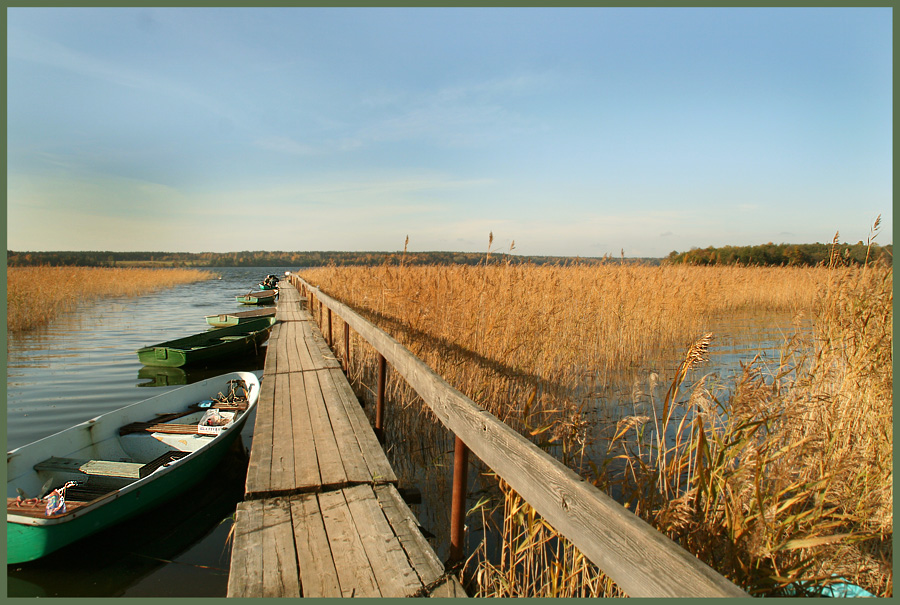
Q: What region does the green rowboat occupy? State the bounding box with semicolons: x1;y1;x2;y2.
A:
7;372;260;564
205;307;276;328
136;317;276;368
236;289;277;304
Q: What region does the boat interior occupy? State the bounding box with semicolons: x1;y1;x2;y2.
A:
7;399;248;520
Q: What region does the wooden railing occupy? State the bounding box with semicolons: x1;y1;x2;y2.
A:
293;276;748;598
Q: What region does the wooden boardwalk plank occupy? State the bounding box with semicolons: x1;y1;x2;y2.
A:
262;321;282;376
245;371;276;495
227;500;264;597
303;320;341;368
289;371;321;490
289;321;320;372
344;484;422;597
430;578;469;598
291;493;342;597
318;489;381;597
313;370;377;485
262;498;300;597
325;368;397;484
303;369;348;489
268;372;296;493
374;484;445;587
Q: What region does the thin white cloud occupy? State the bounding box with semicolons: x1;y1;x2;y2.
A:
8;28;242;127
356;72;553;147
253;136;318;155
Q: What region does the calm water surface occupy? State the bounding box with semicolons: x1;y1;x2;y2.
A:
6;267;289;598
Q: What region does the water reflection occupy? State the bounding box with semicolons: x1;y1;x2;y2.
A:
136;348;266;387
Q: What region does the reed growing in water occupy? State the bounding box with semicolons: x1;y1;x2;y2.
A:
300;246;891;597
7;266;216;332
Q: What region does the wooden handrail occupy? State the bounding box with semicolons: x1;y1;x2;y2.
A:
295;276;747;598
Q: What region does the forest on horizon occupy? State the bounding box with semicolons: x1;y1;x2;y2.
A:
6;241;891;268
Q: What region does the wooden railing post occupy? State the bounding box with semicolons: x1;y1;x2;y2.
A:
375;354;387;440
448;436;469;565
343;321;351;372
327;308;333;345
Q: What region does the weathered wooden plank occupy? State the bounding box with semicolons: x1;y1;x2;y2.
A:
268;372;296;493
245;371;276;495
374;484;445;587
284;320;318;372
290;493;342;597
278;285;298;302
227;500;264;597
343;484;422;597
325;367;397;484
262;497;300;597
273;321;289;374
303;370;347;488
429;577;468;598
313;370;373;484
288;371;321;490
302;320;341;368
262;321;282;376
298;279;748;599
318;489;381;597
275;288;303;322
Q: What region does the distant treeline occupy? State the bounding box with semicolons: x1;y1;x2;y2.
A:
9;243;890;268
666;242;892;266
6;249;661;268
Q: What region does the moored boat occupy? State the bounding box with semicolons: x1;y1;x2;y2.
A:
236;289;277;304
136;317;276;368
205;307;276;328
7;371;260;564
258;274;280;290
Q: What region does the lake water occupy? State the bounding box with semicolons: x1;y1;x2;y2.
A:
6;267;807;596
6;267;289;598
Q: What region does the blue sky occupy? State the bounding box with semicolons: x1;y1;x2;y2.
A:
6;7;892;257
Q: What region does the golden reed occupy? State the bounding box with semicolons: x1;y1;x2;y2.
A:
301;259;891;597
7;266;215;331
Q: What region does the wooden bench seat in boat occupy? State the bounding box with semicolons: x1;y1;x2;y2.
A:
34;457;145;479
34;451;189;480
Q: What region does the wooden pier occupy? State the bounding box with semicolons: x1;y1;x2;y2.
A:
227;284;465;598
229;276;747;599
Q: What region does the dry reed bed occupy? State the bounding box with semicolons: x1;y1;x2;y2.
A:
302;261;891;597
303;263;823;424
7;266;216;331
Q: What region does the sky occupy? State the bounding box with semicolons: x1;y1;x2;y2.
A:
6;7;892;257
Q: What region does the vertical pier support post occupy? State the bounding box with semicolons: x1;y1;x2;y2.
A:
327;308;333;346
449;436;469;565
343;322;351;372
375;354;387;439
